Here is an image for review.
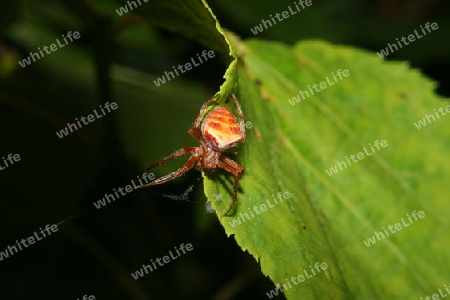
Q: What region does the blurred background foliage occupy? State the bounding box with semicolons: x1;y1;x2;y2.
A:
0;0;448;299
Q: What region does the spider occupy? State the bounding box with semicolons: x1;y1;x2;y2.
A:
136;93;246;216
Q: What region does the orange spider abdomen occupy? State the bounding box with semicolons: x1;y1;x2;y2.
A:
201;106;243;150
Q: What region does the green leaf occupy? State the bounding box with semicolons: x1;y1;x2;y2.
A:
205;37;450;299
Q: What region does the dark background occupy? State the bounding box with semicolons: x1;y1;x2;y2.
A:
0;0;449;299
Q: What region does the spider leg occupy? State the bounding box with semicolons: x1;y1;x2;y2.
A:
137;153;200;189
188;127;203;143
217;156;244;216
231;94;246;140
225;147;239;154
144;147;197;173
188;94;220;143
193;93;220;128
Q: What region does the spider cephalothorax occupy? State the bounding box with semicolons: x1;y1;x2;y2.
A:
137;94;246;215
